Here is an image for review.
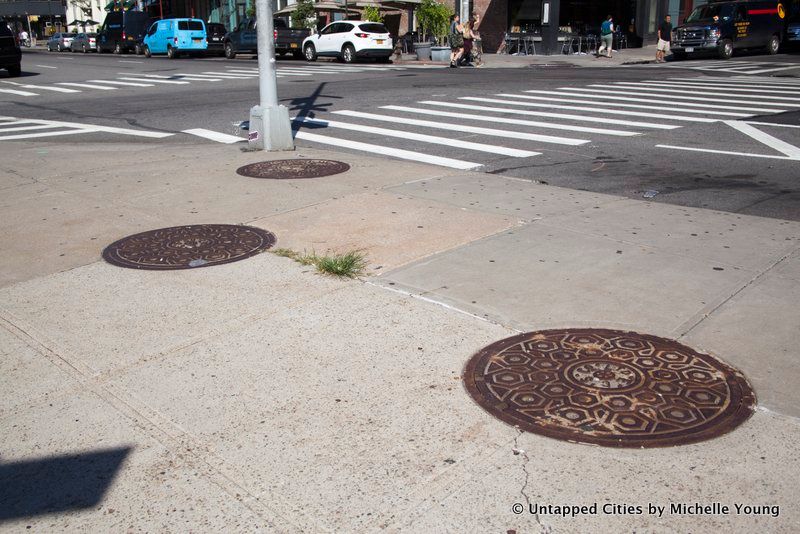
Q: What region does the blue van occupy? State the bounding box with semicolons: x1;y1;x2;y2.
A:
143;18;207;59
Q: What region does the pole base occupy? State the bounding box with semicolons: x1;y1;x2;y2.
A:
248;105;295;151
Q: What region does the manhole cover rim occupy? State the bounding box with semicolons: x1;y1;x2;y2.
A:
463;328;756;448
102;224;276;271
236;159;350;179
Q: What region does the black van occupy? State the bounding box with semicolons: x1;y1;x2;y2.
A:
97;11;152;54
671;0;785;59
1;21;21;77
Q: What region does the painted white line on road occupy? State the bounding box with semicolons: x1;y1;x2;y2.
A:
182;128;245;144
656;145;799;161
500;93;752;117
34;64;58;69
744;121;800;129
565;86;796;107
419;101;677;130
724;120;800;159
461;96;717;123
119;60;143;64
335;109;590;145
0;88;39;96
633;80;800;96
0;117;175;139
742;65;800;75
117;77;190;84
294;130;482;170
295;116;541;157
202;71;257;77
391;103;642;136
666;78;800;89
0;129;92;140
57;82;117;90
728;76;800;86
603;83;800;103
20;85;80;93
536;89;781;113
87;79;155;87
0;123;62;133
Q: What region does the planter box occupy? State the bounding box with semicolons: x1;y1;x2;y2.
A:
430;46;450;63
414;42;432;61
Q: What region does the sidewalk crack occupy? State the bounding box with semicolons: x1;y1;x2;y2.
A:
513;429;551;533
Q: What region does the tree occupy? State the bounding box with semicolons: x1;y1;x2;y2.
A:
415;0;452;45
362;6;383;23
292;0;317;30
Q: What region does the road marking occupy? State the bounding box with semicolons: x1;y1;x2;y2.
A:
418;101;678;130
0;88;38;96
0;129;92;140
0;123;61;133
57;82;117;90
117;77;190;84
334;109;590;145
564;87;796;107
500;93;752;117
0;117;174;139
295;116;541;157
744;65;800;75
87;79;155;87
119;60;143;64
728;76;800;86
202;71;257;77
182;128;245;144
663;78;800;93
744;121;800;129
656;145;798;161
266;69;314;76
724;120;800;159
388;104;641;136
17;84;80;93
667;77;800;89
602;83;800;103
461;96;717;123
632;80;800;96
294;130;482;170
34;64;58;69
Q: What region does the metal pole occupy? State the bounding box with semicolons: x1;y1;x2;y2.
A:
248;0;294;150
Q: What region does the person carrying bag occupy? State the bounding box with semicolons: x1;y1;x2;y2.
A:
449;15;464;68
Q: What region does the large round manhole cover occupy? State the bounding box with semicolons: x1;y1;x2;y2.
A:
464;329;755;448
236;159;350;179
102;224;276;270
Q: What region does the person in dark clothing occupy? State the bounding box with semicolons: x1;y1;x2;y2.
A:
656;15;672;63
449;15;464;68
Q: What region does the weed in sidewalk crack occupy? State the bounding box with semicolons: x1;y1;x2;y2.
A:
272;248;367;278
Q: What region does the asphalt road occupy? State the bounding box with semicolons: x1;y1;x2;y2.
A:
3;48;800;220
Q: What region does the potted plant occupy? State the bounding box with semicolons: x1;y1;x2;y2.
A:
414;0;451;61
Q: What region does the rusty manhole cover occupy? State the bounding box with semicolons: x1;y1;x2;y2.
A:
236;159;350;179
102;224;275;270
464;329;755;448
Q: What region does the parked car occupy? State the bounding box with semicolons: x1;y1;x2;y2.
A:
671;0;786;59
97;11;151;54
143;18;207;59
70;32;97;53
0;22;21;77
47;32;77;52
223;17;310;59
206;22;227;56
302;21;392;63
785;1;800;48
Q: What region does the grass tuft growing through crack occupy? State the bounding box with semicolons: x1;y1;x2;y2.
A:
272;248;367;278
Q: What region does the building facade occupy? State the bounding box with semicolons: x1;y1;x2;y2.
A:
1;0;68;38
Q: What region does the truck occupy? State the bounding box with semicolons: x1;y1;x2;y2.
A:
223;18;310;59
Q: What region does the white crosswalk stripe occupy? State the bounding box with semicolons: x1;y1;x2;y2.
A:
564;86;795;108
511;92;755;116
657;59;800;75
0;116;173;142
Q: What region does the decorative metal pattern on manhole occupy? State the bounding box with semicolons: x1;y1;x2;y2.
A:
102;224;276;270
236;159;350;179
463;329;755;448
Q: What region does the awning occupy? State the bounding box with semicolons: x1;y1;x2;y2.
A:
274;2;361;15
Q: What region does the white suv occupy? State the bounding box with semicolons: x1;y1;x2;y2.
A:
302;21;392;63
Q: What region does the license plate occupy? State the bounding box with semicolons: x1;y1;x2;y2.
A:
685;47;694;52
193;38;201;42
376;39;385;44
290;43;298;48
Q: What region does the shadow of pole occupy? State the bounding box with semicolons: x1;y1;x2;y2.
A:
281;81;343;137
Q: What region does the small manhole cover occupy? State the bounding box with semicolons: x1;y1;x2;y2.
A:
102;224;276;270
463;329;755;448
236;159;350;179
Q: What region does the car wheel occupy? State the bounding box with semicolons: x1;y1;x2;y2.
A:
114;42;122;54
83;44;89;53
342;44;355;64
224;42;236;59
167;46;177;59
304;43;317;61
134;43;142;55
7;64;21;77
57;44;62;52
718;39;733;60
767;34;780;55
143;45;151;58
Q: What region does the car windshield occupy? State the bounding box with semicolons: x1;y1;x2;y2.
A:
685;5;732;23
359;23;388;33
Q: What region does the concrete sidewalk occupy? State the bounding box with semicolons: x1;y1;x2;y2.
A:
1;141;799;533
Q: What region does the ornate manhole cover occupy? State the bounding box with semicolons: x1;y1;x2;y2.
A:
463;329;755;448
102;224;276;270
236;159;350;179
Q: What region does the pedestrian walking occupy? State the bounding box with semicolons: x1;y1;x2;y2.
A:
471;13;484;67
656;15;672;63
19;29;29;47
596;15;614;58
449;14;464;68
460;16;474;66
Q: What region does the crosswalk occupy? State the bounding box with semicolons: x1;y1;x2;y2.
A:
659;59;800;75
0;63;435;99
0;116;173;141
288;76;800;169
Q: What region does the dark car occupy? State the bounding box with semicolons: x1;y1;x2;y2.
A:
224;18;309;59
671;0;786;59
0;22;21;77
206;22;227;55
70;32;97;52
97;11;151;54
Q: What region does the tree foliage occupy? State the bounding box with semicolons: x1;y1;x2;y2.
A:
362;6;383;23
292;0;317;30
416;0;452;44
